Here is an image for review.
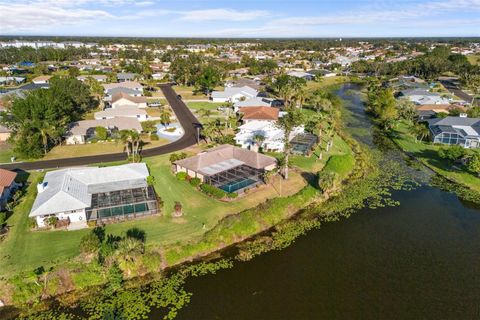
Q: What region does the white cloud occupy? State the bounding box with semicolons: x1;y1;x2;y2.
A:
178;9;271;22
0;3;112;33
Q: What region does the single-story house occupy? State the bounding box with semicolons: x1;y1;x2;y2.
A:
29;163;158;229
0;168;18;209
0;76;25;85
32;75;52;84
399;88;451;105
95;106;149;122
427;116;480;148
416;104;466;120
239;106;279;123
111;92;147;109
287;70;315;81
173;144;277;193
117;72;137;82
103;81;143;94
235;120;304;152
65;117;142;144
77;75;107;83
211;86;258;103
104;87;143;102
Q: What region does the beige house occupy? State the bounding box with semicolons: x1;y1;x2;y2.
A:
65;118;142;144
111;92;147;109
174;144;277;193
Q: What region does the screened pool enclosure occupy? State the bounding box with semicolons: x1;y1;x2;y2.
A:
203;164;264;193
86;186;158;222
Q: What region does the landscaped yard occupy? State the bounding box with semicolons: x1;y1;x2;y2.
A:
392;121;480;192
186;101;224;111
467;54;480;66
0;151;307;276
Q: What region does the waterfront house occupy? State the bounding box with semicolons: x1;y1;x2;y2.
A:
427;116;480;148
29;163;158;229
399;88;451;105
173;144;276;193
238;106;279;123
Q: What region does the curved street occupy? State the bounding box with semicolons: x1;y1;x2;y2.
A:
0;84;201;171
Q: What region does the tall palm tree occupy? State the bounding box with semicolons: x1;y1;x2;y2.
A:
159;108;172;128
120;130;132;158
115;237;144;277
252;133;266;151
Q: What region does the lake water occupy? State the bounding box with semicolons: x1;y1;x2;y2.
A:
171;84;480;319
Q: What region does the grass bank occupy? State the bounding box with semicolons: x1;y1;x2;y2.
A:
391;121;480;193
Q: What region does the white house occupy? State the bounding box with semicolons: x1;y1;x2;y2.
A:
103;81;143;94
211;86;258;103
235;120;304;152
77;75;107;83
95;106;149;122
399;88;452;105
29;163;158;229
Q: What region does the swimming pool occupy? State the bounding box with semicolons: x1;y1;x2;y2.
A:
219;178;257;193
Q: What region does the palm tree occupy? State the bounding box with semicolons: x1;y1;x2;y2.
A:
412;122;430;143
309;90;333;113
159;108;172;128
252;133;265;151
115;237;144;277
276;107;304;180
130;131;142;162
120;130;132;158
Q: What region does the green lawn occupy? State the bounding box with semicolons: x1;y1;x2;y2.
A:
43;139;169;160
186;101;224;111
0;152;307;276
0;143;14;164
392;121;480;192
306;76;350;93
467;54;480;66
290;134;352;173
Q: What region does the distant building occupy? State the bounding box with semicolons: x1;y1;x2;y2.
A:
32;75;52;84
77;75;107;83
117;73;137;82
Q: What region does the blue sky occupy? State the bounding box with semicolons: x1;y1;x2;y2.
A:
0;0;479;37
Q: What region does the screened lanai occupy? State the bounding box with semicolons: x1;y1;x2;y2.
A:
203;163;264;193
291;133;319;155
86;186;157;221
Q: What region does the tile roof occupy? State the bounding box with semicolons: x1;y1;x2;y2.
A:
174;144;276;176
239;106;279;121
0;168;17;188
112;92;147;104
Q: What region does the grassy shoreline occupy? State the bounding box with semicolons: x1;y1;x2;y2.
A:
390;121;480;193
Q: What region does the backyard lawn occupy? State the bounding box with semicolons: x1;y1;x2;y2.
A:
467;54;480;66
392;121;480;192
0;152;307;276
186;101;224;111
306;76;350;93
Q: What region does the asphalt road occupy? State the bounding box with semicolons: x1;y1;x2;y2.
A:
439;79;476;104
0;84;201;171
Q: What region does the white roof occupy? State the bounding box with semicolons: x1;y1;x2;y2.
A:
95;106;147;119
30;163;149;217
234;97;272;108
211;86;258;100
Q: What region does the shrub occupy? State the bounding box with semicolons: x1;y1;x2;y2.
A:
0;212;6;228
95;126;108;140
79;232;101;255
176;172;188;181
27;217;37;229
169;152;188;164
150;133;159;141
200;183;226;199
45;216;58;228
189;177;201;187
227;192;238;199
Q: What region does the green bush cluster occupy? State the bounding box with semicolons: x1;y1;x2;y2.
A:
199;183;226;199
150;133;159;141
175;172;188;181
189;177;201;187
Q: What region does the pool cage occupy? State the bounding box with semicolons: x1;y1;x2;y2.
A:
204;164;264;193
86;186;158;222
291;133;319;155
